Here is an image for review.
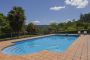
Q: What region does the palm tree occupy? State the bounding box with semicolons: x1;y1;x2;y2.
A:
7;6;26;38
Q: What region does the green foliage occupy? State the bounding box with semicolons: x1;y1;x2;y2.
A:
38;28;45;33
83;22;88;29
67;27;76;31
49;19;89;33
27;23;34;32
33;25;37;32
37;28;40;33
27;23;37;33
79;12;90;22
7;6;26;33
76;22;84;27
21;24;27;33
50;22;59;31
50;22;57;27
59;29;64;32
59;29;63;31
78;29;88;31
66;21;74;27
0;13;12;33
0;30;2;34
58;22;65;28
48;27;56;30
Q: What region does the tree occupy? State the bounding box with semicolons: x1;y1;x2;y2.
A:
72;19;75;23
7;6;26;37
79;12;90;23
48;27;56;30
66;21;74;27
0;13;11;33
50;22;57;27
83;22;89;29
37;28;40;33
27;23;34;32
33;25;37;33
67;27;75;31
50;22;58;31
87;12;90;22
80;13;84;22
20;21;27;33
58;22;65;28
27;23;37;34
76;22;84;27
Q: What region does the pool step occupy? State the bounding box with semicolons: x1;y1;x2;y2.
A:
4;46;16;52
2;45;25;55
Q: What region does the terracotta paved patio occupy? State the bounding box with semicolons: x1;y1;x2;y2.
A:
0;34;90;60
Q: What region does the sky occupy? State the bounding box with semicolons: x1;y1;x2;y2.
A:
0;0;90;25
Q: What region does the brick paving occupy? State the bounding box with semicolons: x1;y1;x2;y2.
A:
0;34;89;60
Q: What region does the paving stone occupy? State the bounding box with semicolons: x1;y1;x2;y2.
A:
0;58;3;60
28;57;36;60
53;55;60;58
73;57;80;60
50;57;59;60
65;58;72;60
59;56;66;60
43;58;50;60
0;34;89;60
22;55;28;58
37;57;44;60
15;55;22;58
46;56;53;59
3;58;14;60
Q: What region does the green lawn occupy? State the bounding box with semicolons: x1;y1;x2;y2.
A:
0;34;41;41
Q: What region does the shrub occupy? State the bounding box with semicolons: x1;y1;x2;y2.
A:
67;27;76;31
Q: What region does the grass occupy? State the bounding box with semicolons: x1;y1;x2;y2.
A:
0;34;41;41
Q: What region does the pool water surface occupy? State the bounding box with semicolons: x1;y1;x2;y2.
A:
1;35;79;55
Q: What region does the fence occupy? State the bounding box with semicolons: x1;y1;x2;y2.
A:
0;31;52;41
0;30;90;41
57;29;89;34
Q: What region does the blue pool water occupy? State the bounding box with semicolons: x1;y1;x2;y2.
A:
1;35;79;55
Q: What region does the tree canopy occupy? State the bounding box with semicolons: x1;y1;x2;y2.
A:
7;6;26;33
27;23;37;33
0;13;11;33
58;22;65;28
50;22;57;27
80;12;90;22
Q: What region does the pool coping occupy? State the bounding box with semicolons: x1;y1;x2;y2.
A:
0;34;89;60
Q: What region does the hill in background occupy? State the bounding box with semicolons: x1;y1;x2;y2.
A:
35;25;50;28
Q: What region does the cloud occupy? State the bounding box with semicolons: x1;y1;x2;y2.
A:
63;19;70;23
50;6;66;10
50;20;57;23
65;0;89;8
33;20;40;23
43;20;45;22
67;19;70;21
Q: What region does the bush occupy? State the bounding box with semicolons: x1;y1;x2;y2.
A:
59;29;63;31
78;29;88;31
67;27;76;31
0;30;2;34
58;28;89;34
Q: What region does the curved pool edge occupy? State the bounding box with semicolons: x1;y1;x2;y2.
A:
0;34;81;58
0;34;56;55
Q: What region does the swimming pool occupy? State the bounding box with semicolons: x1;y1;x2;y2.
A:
1;35;79;55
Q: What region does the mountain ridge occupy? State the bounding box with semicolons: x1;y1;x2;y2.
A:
35;25;50;28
